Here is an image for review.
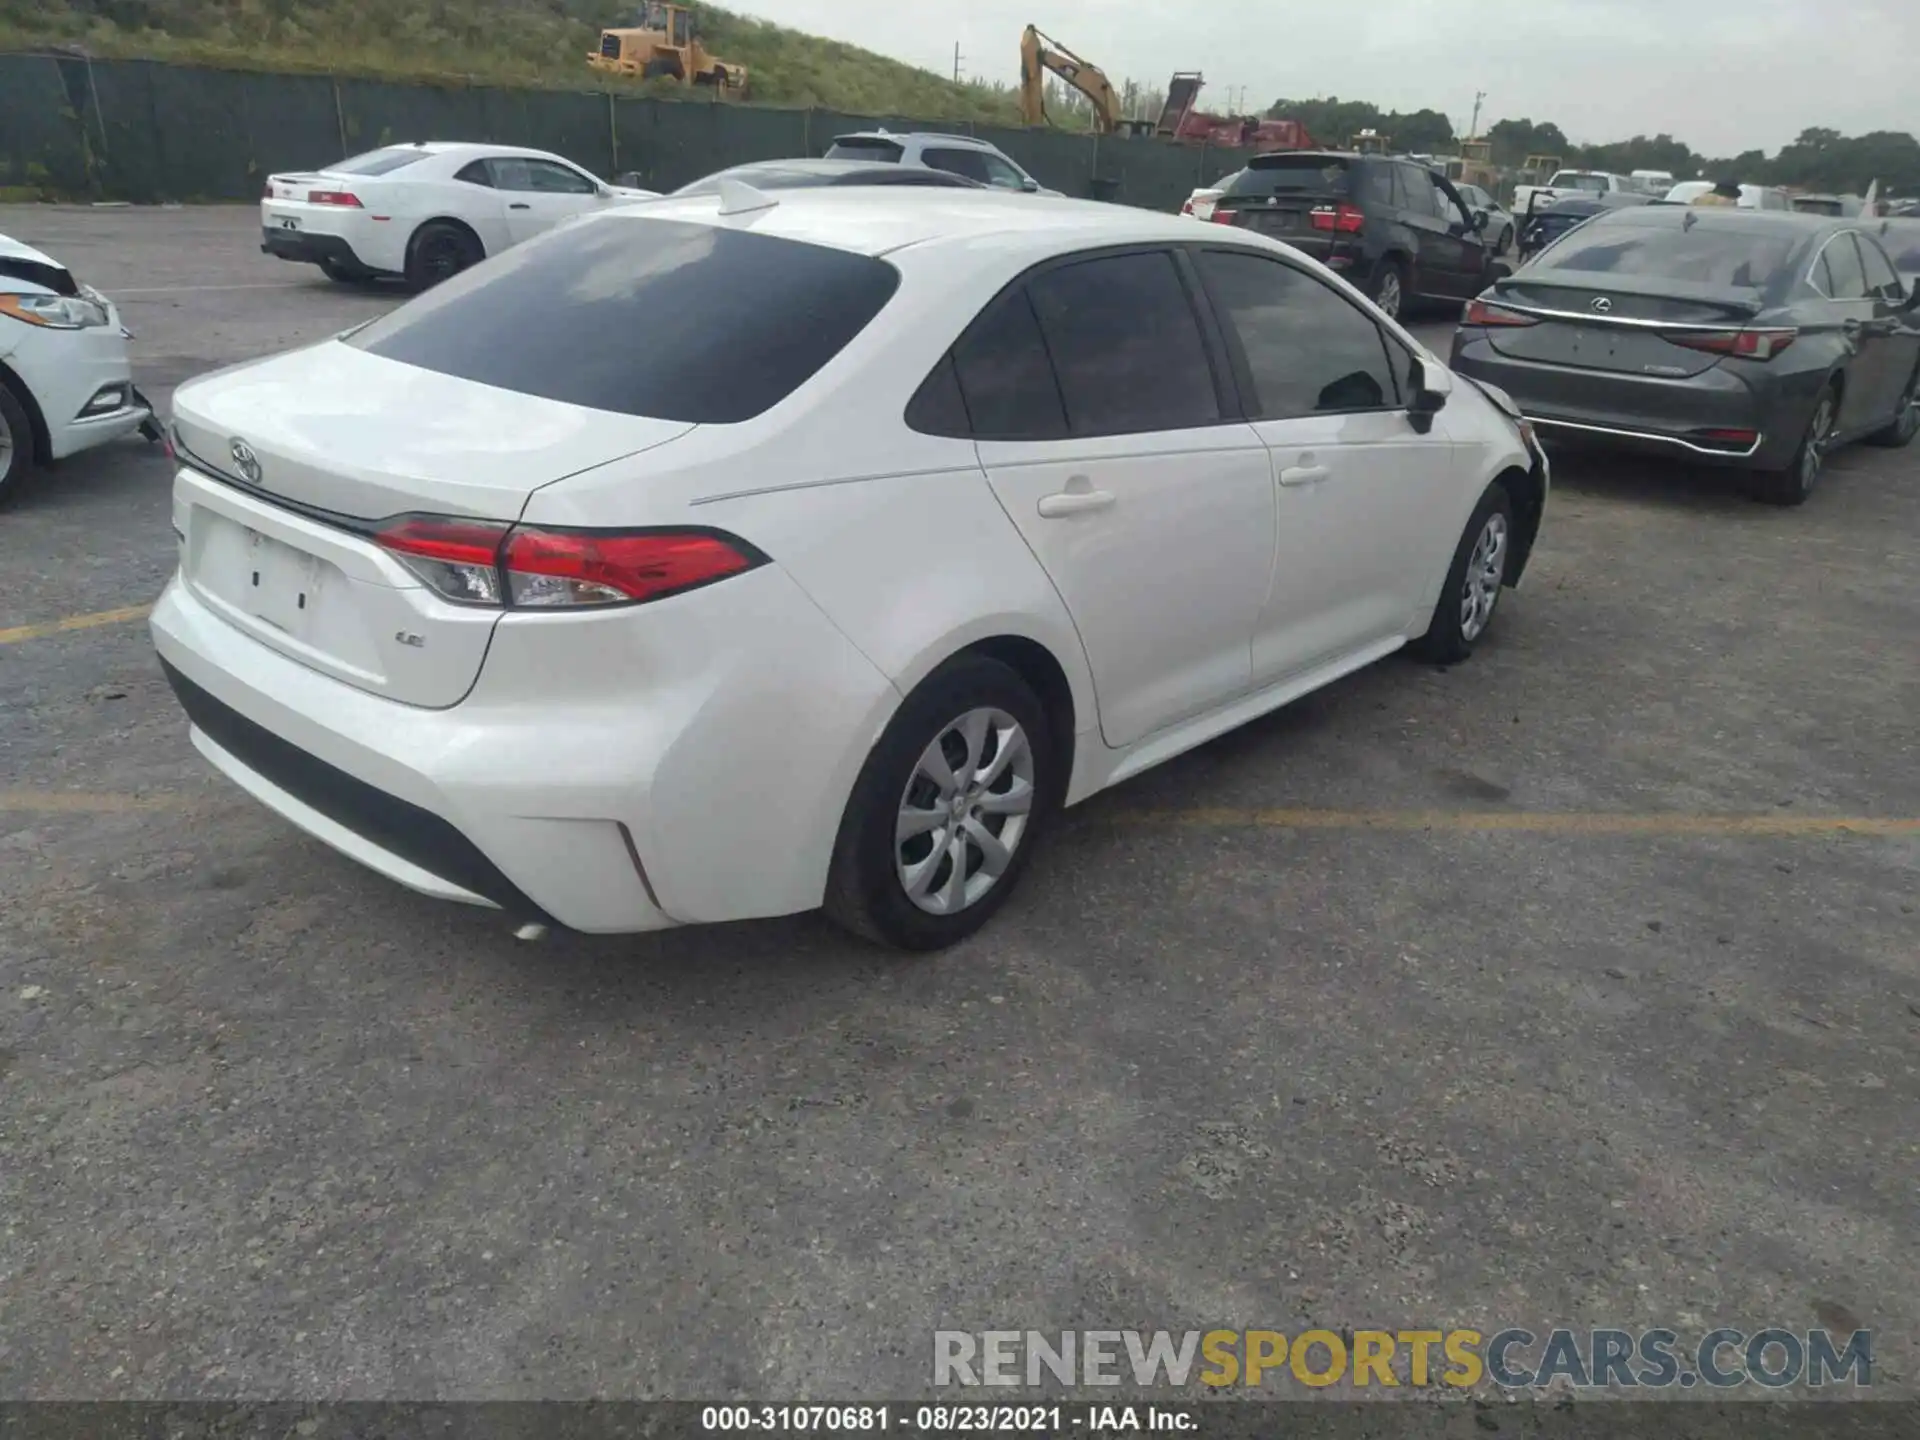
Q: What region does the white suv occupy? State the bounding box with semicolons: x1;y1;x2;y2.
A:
824;131;1063;196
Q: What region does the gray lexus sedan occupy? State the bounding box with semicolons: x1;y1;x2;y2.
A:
1451;207;1920;505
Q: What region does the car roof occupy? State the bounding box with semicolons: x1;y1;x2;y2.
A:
363;141;563;161
592;186;1227;259
676;158;985;192
833;130;998;150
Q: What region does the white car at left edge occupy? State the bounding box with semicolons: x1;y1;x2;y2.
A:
260;142;660;289
1;232;151;506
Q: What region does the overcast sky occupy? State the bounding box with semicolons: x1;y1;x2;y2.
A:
730;0;1915;156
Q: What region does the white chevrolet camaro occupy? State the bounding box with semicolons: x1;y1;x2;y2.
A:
260;141;660;288
153;186;1548;950
1;233;151;505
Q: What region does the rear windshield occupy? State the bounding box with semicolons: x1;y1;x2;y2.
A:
672;165;823;196
347;216;900;423
328;148;429;176
1536;223;1799;289
1222;155;1351;197
1550;173;1610;193
825;137;903;163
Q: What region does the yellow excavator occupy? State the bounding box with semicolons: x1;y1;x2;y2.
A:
1018;25;1150;135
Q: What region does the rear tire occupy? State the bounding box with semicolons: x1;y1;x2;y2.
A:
1409;481;1515;665
1747;381;1838;506
824;655;1057;952
0;382;33;508
404;221;483;291
1865;360;1919;448
1366;257;1408;321
1497;224;1514;254
642;56;683;81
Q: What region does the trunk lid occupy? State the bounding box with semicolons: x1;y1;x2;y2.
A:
169;341;695;708
171;340;695;522
1482;273;1767;377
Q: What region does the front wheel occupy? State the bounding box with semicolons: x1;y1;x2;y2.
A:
824;655;1056;951
1497;224;1514;254
1409;481;1514;665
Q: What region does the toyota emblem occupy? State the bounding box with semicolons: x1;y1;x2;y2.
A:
1590;296;1613;314
229;437;262;484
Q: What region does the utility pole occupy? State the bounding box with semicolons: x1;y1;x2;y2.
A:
1468;89;1486;140
953;42;963;85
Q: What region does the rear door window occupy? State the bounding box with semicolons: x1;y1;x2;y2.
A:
1856;234;1902;297
1820;234;1868;298
455;160;494;187
346;216;900;423
1196;249;1400;418
1025;251;1221;436
948;290;1068;440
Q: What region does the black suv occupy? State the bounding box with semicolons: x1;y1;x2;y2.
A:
1207;151;1503;320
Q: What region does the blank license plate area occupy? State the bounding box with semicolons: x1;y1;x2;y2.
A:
190;512;333;640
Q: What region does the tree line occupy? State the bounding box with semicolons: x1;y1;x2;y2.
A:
1262;99;1920;196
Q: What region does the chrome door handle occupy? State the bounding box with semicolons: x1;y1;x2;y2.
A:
1036;488;1115;518
1278;464;1329;487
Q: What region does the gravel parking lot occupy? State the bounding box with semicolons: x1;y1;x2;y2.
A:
2;204;1917;1401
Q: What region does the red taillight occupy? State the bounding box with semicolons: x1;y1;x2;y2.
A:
375;516;512;606
1180;199;1195;216
1662;327;1797;361
307;189;363;207
501;527;760;608
1465;298;1538;328
372;517;763;610
1309;202;1365;234
1210;208;1237;225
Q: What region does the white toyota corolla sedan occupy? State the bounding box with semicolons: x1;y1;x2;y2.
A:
153;185;1548;950
260;141;659;288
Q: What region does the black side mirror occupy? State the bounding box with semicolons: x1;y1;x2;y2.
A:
1472;208;1489;231
1020;177;1040;193
1903;282;1920;313
1406;357;1453;435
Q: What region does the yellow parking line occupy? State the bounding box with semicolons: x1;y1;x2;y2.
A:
0;790;192;815
1114;807;1920;838
0;604;152;646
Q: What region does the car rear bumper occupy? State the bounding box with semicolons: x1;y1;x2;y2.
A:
261;226;373;272
149;555;899;934
1450;330;1798;468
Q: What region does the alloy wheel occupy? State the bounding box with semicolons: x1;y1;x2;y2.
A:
1459;512;1508;642
1375;269;1403;319
1801;392;1836;492
895;707;1036;917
